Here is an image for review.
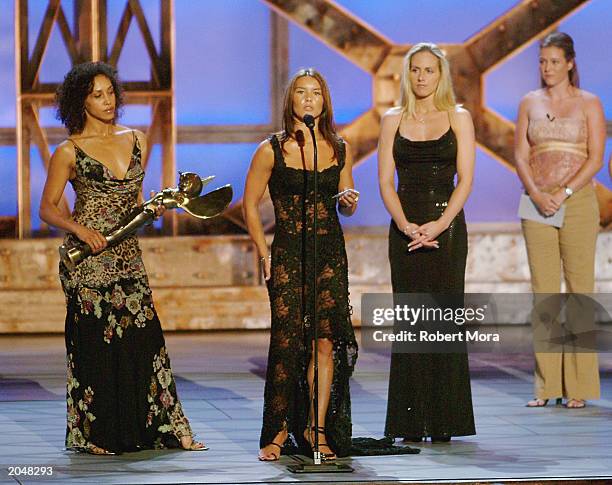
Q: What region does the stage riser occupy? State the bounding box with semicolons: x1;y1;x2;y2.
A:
1;228;610;333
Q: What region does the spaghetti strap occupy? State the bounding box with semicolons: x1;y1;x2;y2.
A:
399;109;406;124
268;133;284;168
66;138;84;155
337;138;346;169
132;130;141;149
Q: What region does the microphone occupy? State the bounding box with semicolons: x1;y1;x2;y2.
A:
295;129;305;148
546;113;556;122
303;114;315;129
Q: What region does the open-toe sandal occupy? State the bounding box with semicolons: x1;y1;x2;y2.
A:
86;443;116;455
566;398;586;409
258;442;282;461
181;436;209;451
305;426;336;461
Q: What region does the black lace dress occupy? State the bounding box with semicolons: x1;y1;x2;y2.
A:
384;126;476;439
59;133;193;453
259;134;358;457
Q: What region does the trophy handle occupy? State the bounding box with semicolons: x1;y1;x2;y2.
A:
59;243;92;272
105;208;156;245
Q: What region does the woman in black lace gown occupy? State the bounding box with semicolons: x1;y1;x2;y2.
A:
378;43;476;442
40;62;206;454
244;68;358;461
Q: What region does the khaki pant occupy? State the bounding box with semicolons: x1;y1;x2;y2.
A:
521;184;600;400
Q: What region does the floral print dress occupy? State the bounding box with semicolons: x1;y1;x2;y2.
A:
259;134;358;457
60;132;193;453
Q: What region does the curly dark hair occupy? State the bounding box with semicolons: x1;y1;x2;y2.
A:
55;62;124;134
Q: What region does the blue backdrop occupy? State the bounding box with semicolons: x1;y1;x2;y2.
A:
0;0;610;230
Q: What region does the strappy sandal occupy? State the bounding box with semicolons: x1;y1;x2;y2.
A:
180;435;209;451
565;398;586;409
304;426;336;461
526;398;549;407
527;397;563;407
258;442;282;461
85;443;116;455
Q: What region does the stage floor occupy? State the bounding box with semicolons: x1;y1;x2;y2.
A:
1;331;611;484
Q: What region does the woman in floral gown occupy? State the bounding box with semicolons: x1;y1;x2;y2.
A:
243;69;359;461
40;62;206;454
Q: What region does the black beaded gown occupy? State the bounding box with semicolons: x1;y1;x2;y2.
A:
259;134;358;457
60;132;193;453
384;123;476;439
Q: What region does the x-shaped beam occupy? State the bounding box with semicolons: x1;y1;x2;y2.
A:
239;0;610;230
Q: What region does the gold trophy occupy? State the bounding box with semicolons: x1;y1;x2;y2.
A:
59;172;232;271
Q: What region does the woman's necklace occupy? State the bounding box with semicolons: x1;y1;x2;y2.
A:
414;110;433;124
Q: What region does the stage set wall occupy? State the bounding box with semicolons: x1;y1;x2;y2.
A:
0;1;611;333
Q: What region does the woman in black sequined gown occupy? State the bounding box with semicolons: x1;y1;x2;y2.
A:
243;69;358;461
378;43;476;441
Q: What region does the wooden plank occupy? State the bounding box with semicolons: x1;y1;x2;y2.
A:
2;231;611;333
263;0;392;74
74;0;98;60
466;0;589;73
0;236;259;291
270;10;289;130
98;0;108;62
16;106;31;239
16;0;29;90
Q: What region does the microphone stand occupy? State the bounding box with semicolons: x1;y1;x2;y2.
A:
287;121;352;474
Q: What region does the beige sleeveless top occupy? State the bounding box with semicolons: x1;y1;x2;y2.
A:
527;116;587;193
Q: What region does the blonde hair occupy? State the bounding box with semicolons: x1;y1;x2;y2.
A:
399;42;456;118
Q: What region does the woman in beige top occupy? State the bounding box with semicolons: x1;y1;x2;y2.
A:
515;32;605;409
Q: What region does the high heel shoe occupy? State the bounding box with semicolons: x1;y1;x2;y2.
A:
304;426;336;461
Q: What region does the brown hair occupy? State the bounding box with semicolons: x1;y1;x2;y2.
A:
540;32;580;88
279;68;340;161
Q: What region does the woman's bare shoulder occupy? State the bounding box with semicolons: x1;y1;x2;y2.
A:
382;106;403;120
451;105;472;119
54;139;77;159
